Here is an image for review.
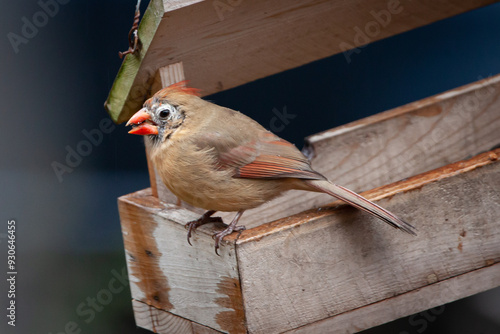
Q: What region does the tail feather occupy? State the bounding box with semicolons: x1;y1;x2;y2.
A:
306;180;416;235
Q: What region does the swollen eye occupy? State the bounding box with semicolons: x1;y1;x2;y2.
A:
159;109;170;118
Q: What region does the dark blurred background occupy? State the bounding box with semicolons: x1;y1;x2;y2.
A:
1;1;499;333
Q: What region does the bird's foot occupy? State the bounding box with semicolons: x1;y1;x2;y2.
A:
213;225;246;256
185;210;222;246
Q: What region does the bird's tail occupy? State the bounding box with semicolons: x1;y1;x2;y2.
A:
305;179;416;235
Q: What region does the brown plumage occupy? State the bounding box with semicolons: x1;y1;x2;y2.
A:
127;82;416;254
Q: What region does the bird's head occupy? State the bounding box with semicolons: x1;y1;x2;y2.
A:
126;81;201;143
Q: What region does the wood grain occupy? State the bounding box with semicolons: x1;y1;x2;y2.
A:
306;73;500;192
105;0;164;123
119;190;246;333
150;62;187;98
235;150;500;333
285;263;500;334
192;322;225;334
233;148;500;243
133;299;192;333
133;299;224;334
121;149;500;334
127;68;500;241
105;0;498;123
220;73;500;230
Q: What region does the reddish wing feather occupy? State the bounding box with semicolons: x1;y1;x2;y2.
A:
219;134;324;180
236;156;322;179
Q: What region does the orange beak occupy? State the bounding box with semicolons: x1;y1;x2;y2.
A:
126;109;159;135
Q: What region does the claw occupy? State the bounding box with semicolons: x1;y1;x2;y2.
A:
185;210;222;246
186;222;195;246
211;211;246;255
213;224;246;255
185;210;247;255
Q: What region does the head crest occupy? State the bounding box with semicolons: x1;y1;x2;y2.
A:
154;80;201;99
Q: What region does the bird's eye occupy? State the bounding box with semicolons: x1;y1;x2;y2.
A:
159;109;170;119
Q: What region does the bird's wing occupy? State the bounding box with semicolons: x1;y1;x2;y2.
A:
193;131;325;180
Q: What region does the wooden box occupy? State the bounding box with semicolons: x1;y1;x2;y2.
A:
105;1;500;333
118;75;500;333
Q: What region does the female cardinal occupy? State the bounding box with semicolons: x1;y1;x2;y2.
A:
127;82;416;253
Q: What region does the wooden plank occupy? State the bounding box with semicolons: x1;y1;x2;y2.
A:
150;62;187;98
137;71;500;234
104;0;164;124
192;322;225;334
144;138;160;198
285;263;500;334
133;299;224;334
234;149;500;334
105;0;498;123
119;189;246;333
120;149;500;333
133;299;193;333
305;73;500;192
220;73;500;229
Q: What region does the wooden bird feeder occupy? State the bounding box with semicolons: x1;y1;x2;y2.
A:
105;1;500;333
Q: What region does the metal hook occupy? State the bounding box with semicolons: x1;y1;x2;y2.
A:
119;0;142;59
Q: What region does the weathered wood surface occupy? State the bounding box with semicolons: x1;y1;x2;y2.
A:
105;0;165;123
105;0;498;123
119;189;246;333
220;73;500;229
138;64;500;230
305;73;500;192
120;149;500;334
150;62;187;99
133;299;223;333
233;149;500;334
285;262;500;334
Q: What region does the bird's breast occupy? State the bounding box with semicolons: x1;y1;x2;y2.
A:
150;140;287;212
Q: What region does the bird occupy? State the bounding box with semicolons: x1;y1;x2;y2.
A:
126;81;416;254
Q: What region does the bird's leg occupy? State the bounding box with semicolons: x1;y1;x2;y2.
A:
186;210;223;246
213;210;246;255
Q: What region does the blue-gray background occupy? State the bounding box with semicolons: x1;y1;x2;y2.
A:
1;1;499;333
